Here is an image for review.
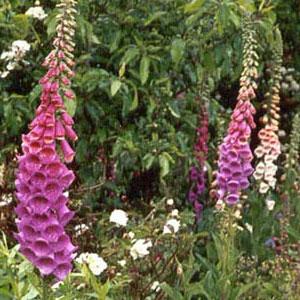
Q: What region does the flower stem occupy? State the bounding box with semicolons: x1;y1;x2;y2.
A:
42;278;48;300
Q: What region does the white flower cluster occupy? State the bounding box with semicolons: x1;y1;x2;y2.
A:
130;239;152;260
74;223;89;237
76;253;108;276
0;40;31;78
265;198;275;211
0;193;13;208
25;6;47;20
109;209;128;227
163;219;180;234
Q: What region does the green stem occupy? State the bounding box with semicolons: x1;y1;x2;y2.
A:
42;278;48;300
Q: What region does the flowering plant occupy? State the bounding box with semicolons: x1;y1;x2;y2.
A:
14;0;78;280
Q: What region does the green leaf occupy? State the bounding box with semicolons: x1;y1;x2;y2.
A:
12;14;29;39
46;11;58;37
143;153;156;170
130;86;139;111
65;98;77;117
171;39;186;65
159;152;172;178
167;102;181;118
140;56;150;85
144;11;167;26
121;47;140;65
184;0;206;13
111;80;122;97
160;282;184;300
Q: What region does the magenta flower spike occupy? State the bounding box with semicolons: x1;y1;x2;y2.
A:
14;0;78;281
188;103;209;220
216;20;259;206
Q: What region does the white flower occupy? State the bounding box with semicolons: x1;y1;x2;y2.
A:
163;219;180;234
0;51;14;61
166;198;174;206
128;231;135;239
0;71;9;78
266;199;275;211
171;209;179;218
0;194;13;207
234;209;242;220
109;209;128;227
75;252;89;264
25;6;47;20
130;239;152;260
151;281;161;292
117;260;126;267
63;191;69;197
245;223;253;234
11;40;31;55
51;281;63;290
76;252;107;276
6;61;17;71
87;254;108;276
74;224;89;237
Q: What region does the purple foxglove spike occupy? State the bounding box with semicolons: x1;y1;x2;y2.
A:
188;103;209;221
15;0;78;281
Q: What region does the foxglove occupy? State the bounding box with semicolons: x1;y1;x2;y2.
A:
188;102;209;220
254;31;283;194
15;0;78;280
216;19;259;205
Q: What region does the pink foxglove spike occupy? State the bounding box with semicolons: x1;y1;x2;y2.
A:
15;0;78;280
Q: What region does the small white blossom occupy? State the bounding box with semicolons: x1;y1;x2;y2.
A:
0;194;13;207
87;254;108;276
151;281;161;292
117;260;126;267
266;199;275;211
76;253;107;276
75;252;89;264
166;198;174;206
11;40;31;55
130;239;152;260
74;224;89;237
171;209;179;218
25;6;48;20
234;209;242;219
63;191;69;197
0;51;14;61
245;223;253;234
233;224;244;231
128;231;135;239
0;71;9;78
7;61;17;71
109;209;128;227
163;219;180;234
51;281;63;290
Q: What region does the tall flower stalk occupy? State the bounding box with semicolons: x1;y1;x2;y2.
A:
253;30;283;194
15;0;78;280
216;18;259;205
188;93;209;220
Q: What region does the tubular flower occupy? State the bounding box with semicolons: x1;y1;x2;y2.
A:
253;30;283;194
14;0;78;280
188;100;209;220
216;19;259;205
